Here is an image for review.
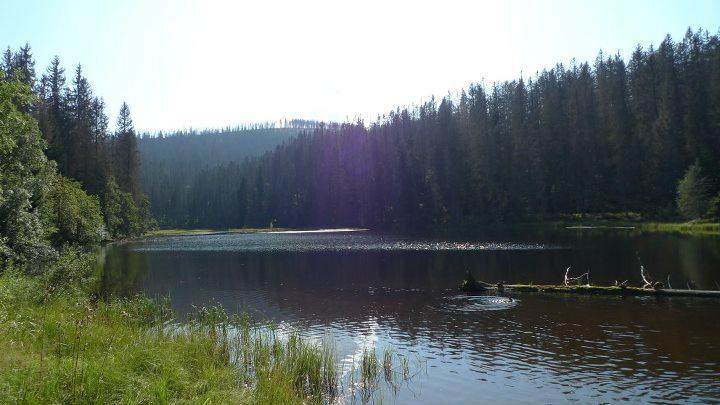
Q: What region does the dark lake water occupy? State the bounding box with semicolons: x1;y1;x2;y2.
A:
101;228;720;403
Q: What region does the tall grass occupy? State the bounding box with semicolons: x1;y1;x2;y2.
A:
343;346;420;403
0;254;248;403
0;249;418;404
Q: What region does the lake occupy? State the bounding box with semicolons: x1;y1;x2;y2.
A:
100;228;720;403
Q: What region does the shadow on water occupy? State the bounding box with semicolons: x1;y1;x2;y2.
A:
99;229;720;403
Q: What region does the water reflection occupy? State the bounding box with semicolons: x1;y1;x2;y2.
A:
100;229;720;403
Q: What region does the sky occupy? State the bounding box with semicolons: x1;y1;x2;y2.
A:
2;0;719;132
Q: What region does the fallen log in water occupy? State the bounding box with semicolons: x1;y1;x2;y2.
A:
459;275;720;298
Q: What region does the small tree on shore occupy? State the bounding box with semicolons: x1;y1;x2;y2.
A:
676;162;710;220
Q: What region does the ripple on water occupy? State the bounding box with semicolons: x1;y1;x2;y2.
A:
109;231;720;403
129;232;565;252
438;294;520;313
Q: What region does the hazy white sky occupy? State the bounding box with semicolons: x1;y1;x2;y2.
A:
2;0;719;131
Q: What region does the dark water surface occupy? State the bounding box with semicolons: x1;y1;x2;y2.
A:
101;228;720;403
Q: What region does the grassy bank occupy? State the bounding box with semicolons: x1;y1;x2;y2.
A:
636;222;720;235
0;249;413;403
0;252;252;403
556;221;719;235
148;221;720;238
530;214;720;235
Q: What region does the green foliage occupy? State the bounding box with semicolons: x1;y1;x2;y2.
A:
640;221;720;235
119;190;141;236
101;177;155;239
707;193;720;220
41;247;101;298
676;162;710;220
0;254;417;404
138;194;158;233
100;177;123;238
44;175;106;246
3;45;156;247
1;70;119;271
101;178;137;238
137;29;720;229
113;102;142;199
139;127;301;227
0;72;55;266
0;48;159;294
0;262;248;403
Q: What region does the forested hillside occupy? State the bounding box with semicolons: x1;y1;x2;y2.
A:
0;50;327;404
2;45;154;239
163;29;720;229
138;126;306;225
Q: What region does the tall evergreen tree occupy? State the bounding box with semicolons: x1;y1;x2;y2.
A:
94;28;719;230
3;45;154;239
37;56;69;167
113;102;141;200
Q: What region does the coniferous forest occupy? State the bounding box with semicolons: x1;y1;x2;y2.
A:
4;29;720;233
138;126;307;226
3;5;720;401
142;29;720;229
2;45;154;245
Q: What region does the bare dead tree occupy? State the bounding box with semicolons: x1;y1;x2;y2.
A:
563;267;589;286
564;267;570;285
640;265;653;288
640;265;663;290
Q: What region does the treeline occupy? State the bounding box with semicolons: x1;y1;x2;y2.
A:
2;45;154;240
139;127;301;226
164;29;720;229
144;119;323;135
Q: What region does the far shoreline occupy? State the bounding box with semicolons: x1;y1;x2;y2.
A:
139;221;720;240
142;227;371;238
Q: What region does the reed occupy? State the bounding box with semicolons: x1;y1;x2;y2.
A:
1;252;421;403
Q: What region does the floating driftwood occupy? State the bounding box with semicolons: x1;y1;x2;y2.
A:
459;268;720;298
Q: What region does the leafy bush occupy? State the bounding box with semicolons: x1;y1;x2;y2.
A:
41;247;101;297
0;73;55;266
101;177;156;238
44;175;106;246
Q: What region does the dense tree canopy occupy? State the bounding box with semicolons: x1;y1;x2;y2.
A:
0;73;56;265
2;44;153;240
138;126;303;226
146;29;720;229
676;162;711;220
0;71;108;269
5;29;720;234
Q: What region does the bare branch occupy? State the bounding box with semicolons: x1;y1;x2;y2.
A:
564;267;571;286
640;265;653;289
563;267;588;286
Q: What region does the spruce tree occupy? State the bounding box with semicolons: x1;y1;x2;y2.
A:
113;102;141;200
38;56;69;167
